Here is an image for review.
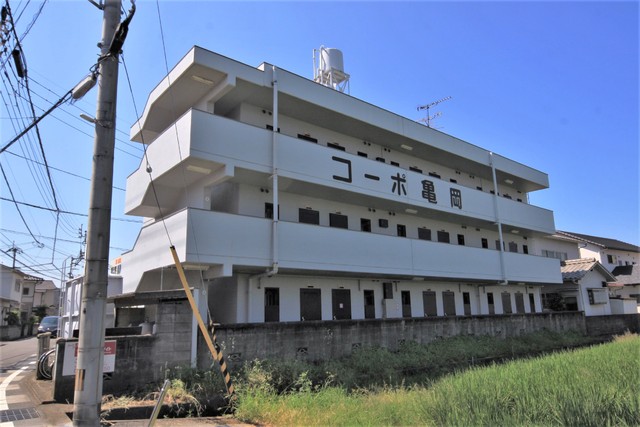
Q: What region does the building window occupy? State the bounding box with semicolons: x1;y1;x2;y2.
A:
15;281;20;292
481;238;488;249
450;179;457;183
329;213;348;229
22;287;29;296
607;254;617;264
378;219;389;228
542;250;568;261
265;203;274;219
495;240;505;251
397;224;407;237
298;133;318;143
357;151;368;158
376;157;385;163
509;242;518;253
428;172;441;179
418;228;431;241
457;234;465;245
437;231;450;243
360;218;371;232
327;142;345;151
299;208;320;225
410;166;422;173
523;245;529;254
390;161;400;167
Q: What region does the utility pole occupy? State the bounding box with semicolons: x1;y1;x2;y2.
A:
73;0;121;425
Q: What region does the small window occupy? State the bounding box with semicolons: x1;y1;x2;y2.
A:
397;224;407;237
376;157;386;163
509;242;518;253
418;228;431;241
299;208;320;225
329;213;348;229
390;161;400;167
22;287;29;296
410;166;423;173
361;218;371;232
476;186;483;191
266;124;280;132
298;133;318;143
523;245;529;254
457;234;465;245
428;172;441;179
357;151;368;158
495;240;504;251
265;202;274;219
378;219;389;228
481;238;488;249
327;142;345;151
437;231;450;243
450;179;457;183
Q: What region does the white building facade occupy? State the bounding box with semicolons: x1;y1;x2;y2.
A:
121;47;561;324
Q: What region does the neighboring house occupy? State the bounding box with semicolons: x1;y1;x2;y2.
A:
33;280;60;316
611;264;640;313
0;264;43;324
555;231;639;271
119;46;561;326
541;258;628;316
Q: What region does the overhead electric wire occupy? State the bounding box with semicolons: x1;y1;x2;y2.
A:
0;196;142;223
4;150;126;191
0;162;42;245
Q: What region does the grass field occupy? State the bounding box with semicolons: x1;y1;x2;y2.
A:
234;334;640;426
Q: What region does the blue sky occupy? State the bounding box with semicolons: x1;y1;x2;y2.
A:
0;1;638;283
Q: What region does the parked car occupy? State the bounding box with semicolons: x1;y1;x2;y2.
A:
38;316;60;338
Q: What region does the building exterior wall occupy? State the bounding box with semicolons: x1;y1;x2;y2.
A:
121;47;561;326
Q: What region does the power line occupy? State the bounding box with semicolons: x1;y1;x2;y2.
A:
4;150;126;191
0;162;43;244
0;196;142;223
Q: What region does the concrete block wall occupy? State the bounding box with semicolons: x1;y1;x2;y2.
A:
206;312;588;367
585;314;640;337
153;300;193;368
53;336;157;402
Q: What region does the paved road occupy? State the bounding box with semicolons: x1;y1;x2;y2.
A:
0;337;38;372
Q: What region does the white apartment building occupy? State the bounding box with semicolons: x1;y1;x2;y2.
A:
120;47;561;324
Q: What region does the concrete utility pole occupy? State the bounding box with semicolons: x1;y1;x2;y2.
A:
73;0;121;425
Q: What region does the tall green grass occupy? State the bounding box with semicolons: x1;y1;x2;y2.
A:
234;335;640;426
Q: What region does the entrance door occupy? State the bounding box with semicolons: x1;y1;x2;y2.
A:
528;294;536;312
501;292;512;314
332;289;352;320
515;293;525;314
443;291;456;316
363;290;375;319
487;292;495;315
422;291;437;316
463;292;471;315
300;289;321;321
264;287;279;322
401;291;412;318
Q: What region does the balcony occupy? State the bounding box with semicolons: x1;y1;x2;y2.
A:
122;209;561;293
126;110;556;236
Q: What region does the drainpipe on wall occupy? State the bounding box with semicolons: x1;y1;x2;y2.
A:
247;66;280;322
489;152;508;285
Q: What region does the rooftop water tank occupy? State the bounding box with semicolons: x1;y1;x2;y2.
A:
320;48;344;74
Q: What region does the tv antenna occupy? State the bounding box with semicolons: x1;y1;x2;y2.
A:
417;96;452;127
